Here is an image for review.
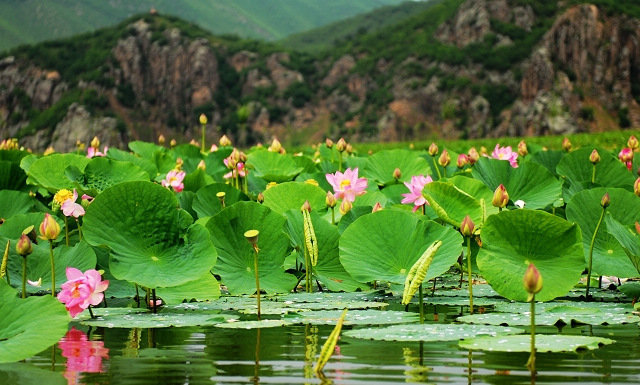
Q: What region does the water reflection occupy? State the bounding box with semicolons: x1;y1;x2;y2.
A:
58;327;109;384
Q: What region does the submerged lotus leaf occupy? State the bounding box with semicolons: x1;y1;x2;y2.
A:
79;307;236;328
344;324;524;342
65;156;149;196
566;187;640;277
0;190;34;220
246;150;304;183
205;201;296;294
556;147;635;201
214;319;291;329
83;181;217;288
286;309;420;325
477;210;584;302
459;335;614;352
340;210;462;285
262;182;327;215
23;153;90;193
283;209;363;292
0;280;69;363
362;149;431;186
472;157;562;209
192;183;249;218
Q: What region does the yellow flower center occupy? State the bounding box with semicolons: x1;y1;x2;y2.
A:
305;179;319;187
53;189;74;205
340;180;351;189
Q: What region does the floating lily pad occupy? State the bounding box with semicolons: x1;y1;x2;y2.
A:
477;210;584;302
0;362;66;385
362;149;431;186
459;334;615;352
247;150;304;183
492;301;633;314
79;307;236;328
457;306;640;326
286;309;420;325
0;280;69;363
262;182;327;215
214;319;290;329
344;324;524;342
424;297;508;307
83;181;217;288
65;156;149;197
24;153;90;194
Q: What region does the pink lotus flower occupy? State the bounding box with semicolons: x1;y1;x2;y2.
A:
619;147;633;170
326;167;368;202
86;146;108;158
223;162;246;179
59;327;109;381
491;144;518;168
57;268;109;318
161;170;186;192
401;175;433;212
61;189;85;218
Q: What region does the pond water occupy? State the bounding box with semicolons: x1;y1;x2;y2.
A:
7;303;640;385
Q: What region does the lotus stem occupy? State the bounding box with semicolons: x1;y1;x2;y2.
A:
201;125;206;153
49;239;55;297
22;255;27;299
338;155;342;172
330;207;335;225
152;289;158;314
64;216;69;246
418;284;424;324
433;159;442;180
591;165;596;184
77;220;83;241
586;206;606;298
466;236;474;314
88;304;95;319
526;296;536;373
253;245;261;320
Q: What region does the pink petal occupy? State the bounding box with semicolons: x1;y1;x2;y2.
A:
66;267;84;281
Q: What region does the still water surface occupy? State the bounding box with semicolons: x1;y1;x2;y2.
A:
8;305;640;385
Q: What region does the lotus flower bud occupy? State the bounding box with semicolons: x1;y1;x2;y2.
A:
75;139;84;150
523;263;543;301
393;167;402;180
619;147;633;163
301;200;311;213
635;178;640;197
268;138;282;153
81;194;93;209
346;143;353;154
601;193;610;208
438;149;450;167
43;146;55;156
628;135;638;150
326;191;337;208
239;150;248;163
257;192;264;203
16;233;33;257
428;142;439;156
197;160;206;171
589;149;600;164
468;147;479;164
492;184;509;208
480;146;488;156
39;213;61;241
460;215;475;237
199;113;208;125
457;154;469;169
336;138;347;152
170;139;177;147
189;139;199;147
90;136;100;148
219;135;232;147
157;134;165;145
244;229;259;246
210;144;218;152
326;138;334;148
518;140;528;157
339;199;352;215
372;202;383;213
562;137;572;152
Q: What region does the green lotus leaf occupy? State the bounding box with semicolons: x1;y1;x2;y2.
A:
205;201;296;294
472;157;562;210
344;324;523;342
79;307;235;328
262;181;327;214
362;149;431;186
65;156;149;197
285;309;419;325
23;153;90;194
0;212;62;240
128;141;166;160
292;154;319;174
353;190;387;207
618;282;640;300
529;149;564;177
476;210;584;302
422;180;490;230
214;320;290;329
556;147;635;201
339;210;463;285
283;209;363;292
106;147;157;179
0;362;66;385
182;168;214;193
296;172;333;192
566;187;640;277
170;144;203;173
459;335;614;352
492;301;633;314
0;279;69;363
0;149;29;190
82;181;217;288
0;190;35;220
6;240;97;294
203;148;234;182
604;213;640;274
246;150;304;183
192;183;249;218
156;272;221;304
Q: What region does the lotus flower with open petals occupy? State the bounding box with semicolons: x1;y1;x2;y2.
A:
326;167;368;202
57;268;109;318
401;175;433;212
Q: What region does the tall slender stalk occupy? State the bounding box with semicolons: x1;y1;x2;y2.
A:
22;256;27;299
586;206;607;298
64;216;69;246
49;239;55;297
526;297;536;373
466;236;474;314
253;245;261;320
418;285;424;324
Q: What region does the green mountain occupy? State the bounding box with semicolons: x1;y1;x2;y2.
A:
0;0;409;53
1;0;639;152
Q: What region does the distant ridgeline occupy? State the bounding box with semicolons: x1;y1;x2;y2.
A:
0;0;639;152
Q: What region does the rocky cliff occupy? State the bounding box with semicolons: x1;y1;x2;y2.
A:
1;0;638;152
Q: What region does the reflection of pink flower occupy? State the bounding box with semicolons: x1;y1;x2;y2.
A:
61;189;85;218
59;327;109;382
326;168;368;202
161;170;186;192
401;175;433;212
57;268;109;318
491;144;518;168
87;146;108;158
